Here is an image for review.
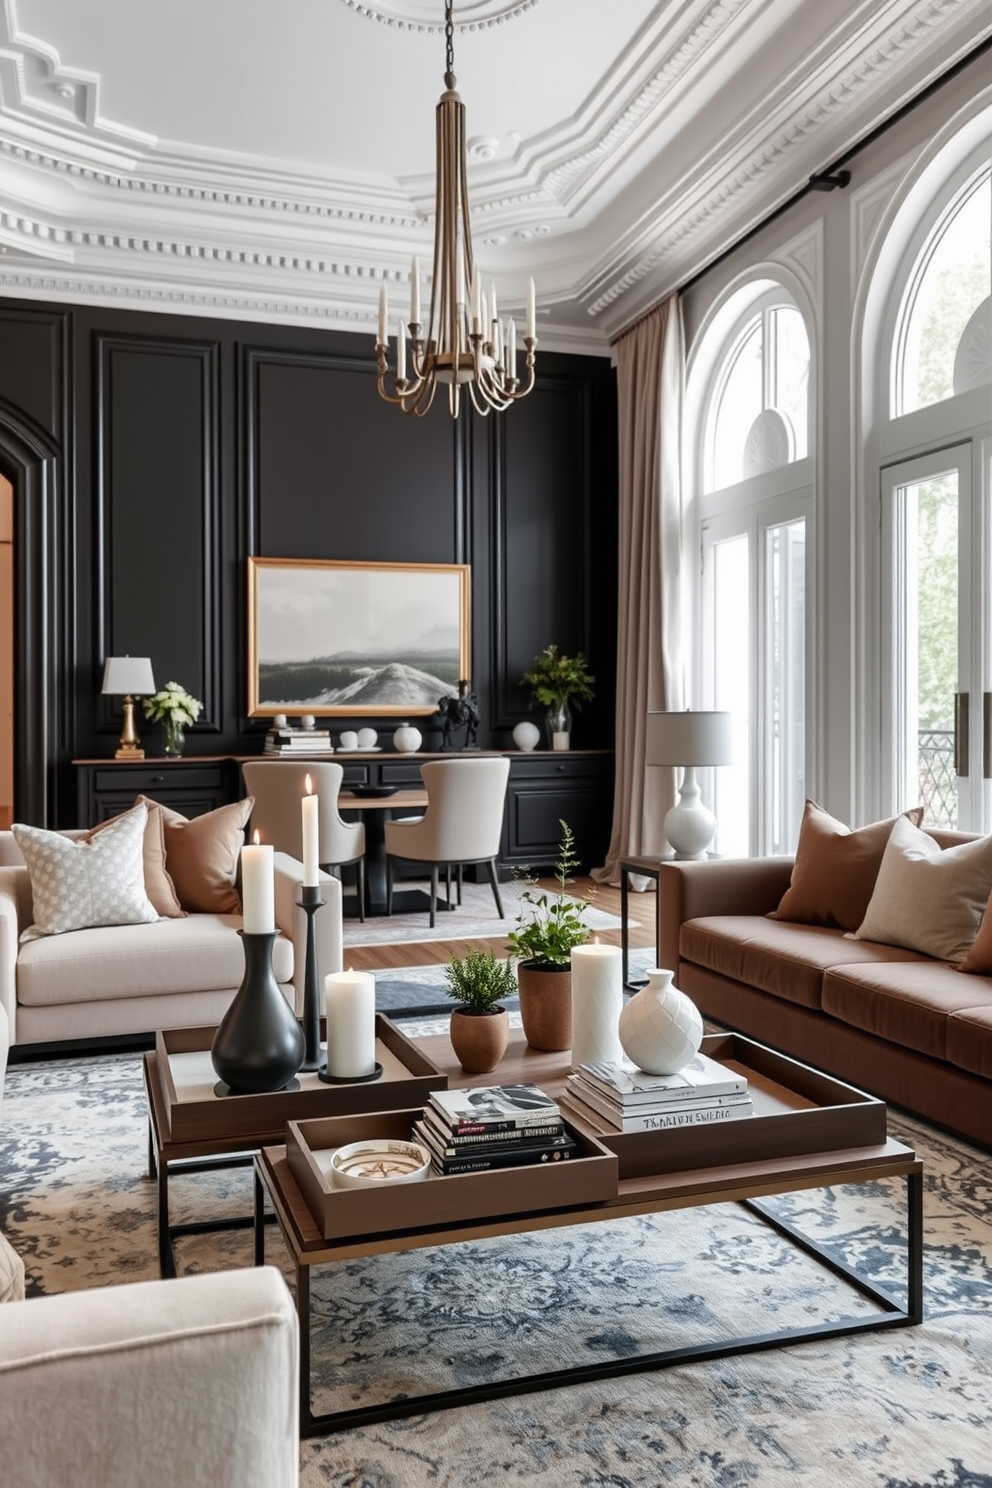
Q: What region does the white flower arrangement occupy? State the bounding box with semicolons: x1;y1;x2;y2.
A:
142;681;202;727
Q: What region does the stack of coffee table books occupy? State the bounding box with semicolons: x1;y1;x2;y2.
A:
414;1083;577;1173
561;1053;753;1133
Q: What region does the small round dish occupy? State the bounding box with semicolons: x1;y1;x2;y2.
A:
329;1139;431;1189
350;783;397;798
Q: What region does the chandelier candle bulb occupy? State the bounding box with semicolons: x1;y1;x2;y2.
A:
472;266;482;326
241;835;275;935
324;969;377;1080
570;942;624;1071
526;277;536;340
398;319;407;382
301;777;319;888
377;284;388;345
507;317;516;370
410;256;420;325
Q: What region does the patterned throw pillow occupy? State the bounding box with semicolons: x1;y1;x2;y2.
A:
12;804;159;938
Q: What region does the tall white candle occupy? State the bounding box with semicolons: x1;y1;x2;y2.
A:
526;276;536;340
570;942;624;1070
507;316;516;370
398;318;407;381
377;284;388;344
324;969;377;1079
301;775;319;887
241;834;275;934
410;255;420;325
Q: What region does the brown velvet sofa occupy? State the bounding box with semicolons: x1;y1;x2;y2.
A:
657;832;992;1149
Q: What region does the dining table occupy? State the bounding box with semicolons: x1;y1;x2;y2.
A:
337;786;448;917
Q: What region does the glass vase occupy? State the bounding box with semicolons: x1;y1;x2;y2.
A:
545;703;572;751
162;718;186;757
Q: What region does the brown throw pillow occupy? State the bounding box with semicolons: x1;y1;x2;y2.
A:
771;799;926;932
137;795;253;914
960;891;992;974
90;801;184;918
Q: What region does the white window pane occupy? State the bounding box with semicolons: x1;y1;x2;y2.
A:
898;169;992;415
765;520;806;853
711;320;762;491
711;534;750;856
772;306;809;460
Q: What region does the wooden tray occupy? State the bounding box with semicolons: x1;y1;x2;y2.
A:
286;1107;619;1239
567;1033;887;1179
154;1016;448;1144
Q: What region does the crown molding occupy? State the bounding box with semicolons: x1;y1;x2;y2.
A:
338;0;539;31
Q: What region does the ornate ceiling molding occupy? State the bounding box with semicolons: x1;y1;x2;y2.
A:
337;1;539;32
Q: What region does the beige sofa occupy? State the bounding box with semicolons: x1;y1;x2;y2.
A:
0;832;343;1047
657;844;992;1149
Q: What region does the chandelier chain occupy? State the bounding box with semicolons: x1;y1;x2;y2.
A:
444;0;455;88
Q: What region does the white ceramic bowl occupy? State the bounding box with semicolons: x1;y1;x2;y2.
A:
329;1139;431;1189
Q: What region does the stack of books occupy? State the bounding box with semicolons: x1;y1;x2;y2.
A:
560;1052;752;1132
414;1083;576;1174
263;726;332;755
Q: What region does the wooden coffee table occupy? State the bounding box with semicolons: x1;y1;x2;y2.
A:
253;1032;924;1437
143;1018;447;1277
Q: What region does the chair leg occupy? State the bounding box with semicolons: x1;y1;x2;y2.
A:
487;858;504;919
456;864;463;906
429;865;438;929
386;857;394;917
356;858;366;923
445;865;452;904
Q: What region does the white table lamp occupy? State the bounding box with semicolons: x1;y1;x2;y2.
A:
646;710;732;859
102;655;156;759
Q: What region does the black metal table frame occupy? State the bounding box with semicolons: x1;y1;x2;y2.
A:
619;855;664;990
253;1158;924;1439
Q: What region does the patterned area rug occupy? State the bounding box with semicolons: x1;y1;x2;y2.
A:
343;878;623;949
2;1049;991;1487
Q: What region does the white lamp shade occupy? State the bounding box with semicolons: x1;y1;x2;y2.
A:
101;656;156;696
645;711;733;768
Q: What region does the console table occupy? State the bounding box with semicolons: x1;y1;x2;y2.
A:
73;749;615;874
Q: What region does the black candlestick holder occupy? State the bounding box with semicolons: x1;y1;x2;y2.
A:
297;885;326;1071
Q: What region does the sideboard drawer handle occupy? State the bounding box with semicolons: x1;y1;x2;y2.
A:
153;774;165;783
557;764;565;772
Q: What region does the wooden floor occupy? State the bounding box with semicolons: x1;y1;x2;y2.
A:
348;874;658;972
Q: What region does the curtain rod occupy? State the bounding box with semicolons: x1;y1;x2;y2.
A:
673;35;992;300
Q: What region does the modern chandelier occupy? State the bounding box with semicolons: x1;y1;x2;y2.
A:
375;0;537;417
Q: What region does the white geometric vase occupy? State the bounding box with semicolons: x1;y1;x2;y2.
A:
618;968;703;1075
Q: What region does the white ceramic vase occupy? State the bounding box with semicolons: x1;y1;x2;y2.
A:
392;723;422;753
618;968;703;1075
512;720;541;752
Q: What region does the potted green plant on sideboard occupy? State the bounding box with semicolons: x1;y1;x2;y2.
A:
506;820;592;1051
520;645;595;750
443;949;516;1074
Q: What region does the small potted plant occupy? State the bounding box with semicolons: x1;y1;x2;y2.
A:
506;820;592;1051
444;948;516;1074
142;680;202;757
520;645;595;750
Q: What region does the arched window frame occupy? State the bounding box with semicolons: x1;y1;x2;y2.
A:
686;273;816;857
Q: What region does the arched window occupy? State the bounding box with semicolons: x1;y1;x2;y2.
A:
689;281;813;856
867;129;992;835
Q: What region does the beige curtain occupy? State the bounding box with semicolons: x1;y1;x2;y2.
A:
594;295;685;885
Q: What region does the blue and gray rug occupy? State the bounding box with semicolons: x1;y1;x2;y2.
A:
1;1043;991;1486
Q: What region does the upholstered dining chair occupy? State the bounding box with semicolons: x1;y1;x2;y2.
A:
383;756;510;928
242;760;366;921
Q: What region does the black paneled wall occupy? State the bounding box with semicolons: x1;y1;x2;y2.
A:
0;298;617;826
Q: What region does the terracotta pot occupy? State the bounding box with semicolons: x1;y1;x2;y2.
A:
449;1007;510;1074
516;963;572;1052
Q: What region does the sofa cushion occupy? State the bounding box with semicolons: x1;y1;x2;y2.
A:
946;995;992;1079
771;800;925;932
15;915;294;1006
679;915;932;1010
89;806;184;919
852;817;992;963
821;960;988;1061
12;807;158;938
138;797;252;915
959;890;992;975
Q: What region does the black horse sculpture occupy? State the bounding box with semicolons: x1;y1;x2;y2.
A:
437;679;480;749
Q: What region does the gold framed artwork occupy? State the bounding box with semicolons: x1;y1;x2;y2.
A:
247;558;471;718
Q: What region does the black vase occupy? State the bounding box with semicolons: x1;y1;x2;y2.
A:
211;931;306;1094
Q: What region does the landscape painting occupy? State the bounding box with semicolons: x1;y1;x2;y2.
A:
247;558;471;717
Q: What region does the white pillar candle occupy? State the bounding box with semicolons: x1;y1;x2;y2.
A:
301;776;319;887
324;968;376;1079
552;730;570;751
241;835;275;934
570;942;624;1070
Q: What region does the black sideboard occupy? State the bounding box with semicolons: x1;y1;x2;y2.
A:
73;750;615;873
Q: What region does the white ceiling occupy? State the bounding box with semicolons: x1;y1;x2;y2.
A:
0;0;987;352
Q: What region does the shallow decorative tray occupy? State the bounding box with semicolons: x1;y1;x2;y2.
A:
565;1032;888;1179
285;1108;619;1240
153;1016;448;1145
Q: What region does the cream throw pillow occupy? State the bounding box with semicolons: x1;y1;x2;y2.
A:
851;816;992;963
12;804;159;938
